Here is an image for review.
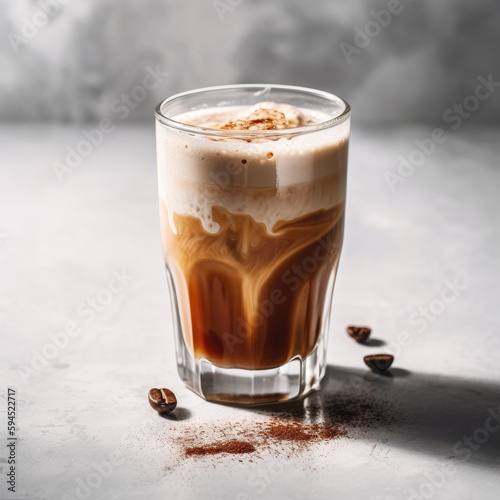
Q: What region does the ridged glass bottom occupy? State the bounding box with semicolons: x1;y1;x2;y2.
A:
166;266;332;406
178;340;326;406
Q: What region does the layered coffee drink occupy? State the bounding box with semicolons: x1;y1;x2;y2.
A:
157;101;349;371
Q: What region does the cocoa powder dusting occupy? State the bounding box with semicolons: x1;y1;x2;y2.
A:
264;420;347;443
186;440;255;457
219;108;290;130
179;420;346;460
168;387;400;462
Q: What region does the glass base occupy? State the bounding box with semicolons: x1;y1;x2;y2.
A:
176;341;326;406
166;265;330;406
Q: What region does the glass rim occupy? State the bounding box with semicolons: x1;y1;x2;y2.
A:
154;84;351;138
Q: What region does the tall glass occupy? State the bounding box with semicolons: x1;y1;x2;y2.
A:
155;85;350;405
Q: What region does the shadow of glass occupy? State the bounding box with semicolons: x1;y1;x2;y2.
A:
248;365;500;469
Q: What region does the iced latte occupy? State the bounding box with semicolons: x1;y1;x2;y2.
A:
155;85;350;405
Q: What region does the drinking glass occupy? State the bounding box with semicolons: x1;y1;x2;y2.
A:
155;84;350;405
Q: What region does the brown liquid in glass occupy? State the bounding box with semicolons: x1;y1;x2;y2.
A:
160;196;344;370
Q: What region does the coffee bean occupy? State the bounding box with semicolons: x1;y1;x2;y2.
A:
347;326;371;343
363;354;394;372
148;388;177;414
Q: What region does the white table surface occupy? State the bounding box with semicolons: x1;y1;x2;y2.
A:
1;124;499;500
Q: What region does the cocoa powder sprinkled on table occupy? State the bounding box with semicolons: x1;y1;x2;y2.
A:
185;440;256;457
179;420;347;459
160;382;401;466
264;420;348;443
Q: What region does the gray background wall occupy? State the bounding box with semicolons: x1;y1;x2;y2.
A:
1;0;499;125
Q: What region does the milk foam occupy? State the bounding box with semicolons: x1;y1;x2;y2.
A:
156;103;349;234
173;102;324;129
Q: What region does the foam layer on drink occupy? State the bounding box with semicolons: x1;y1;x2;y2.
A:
156;102;349;235
173;102;321;130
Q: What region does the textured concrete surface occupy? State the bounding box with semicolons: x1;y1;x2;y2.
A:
1;124;499;499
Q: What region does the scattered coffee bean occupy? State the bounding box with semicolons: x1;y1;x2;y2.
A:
364;354;394;372
347;326;371;343
148;388;177;414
